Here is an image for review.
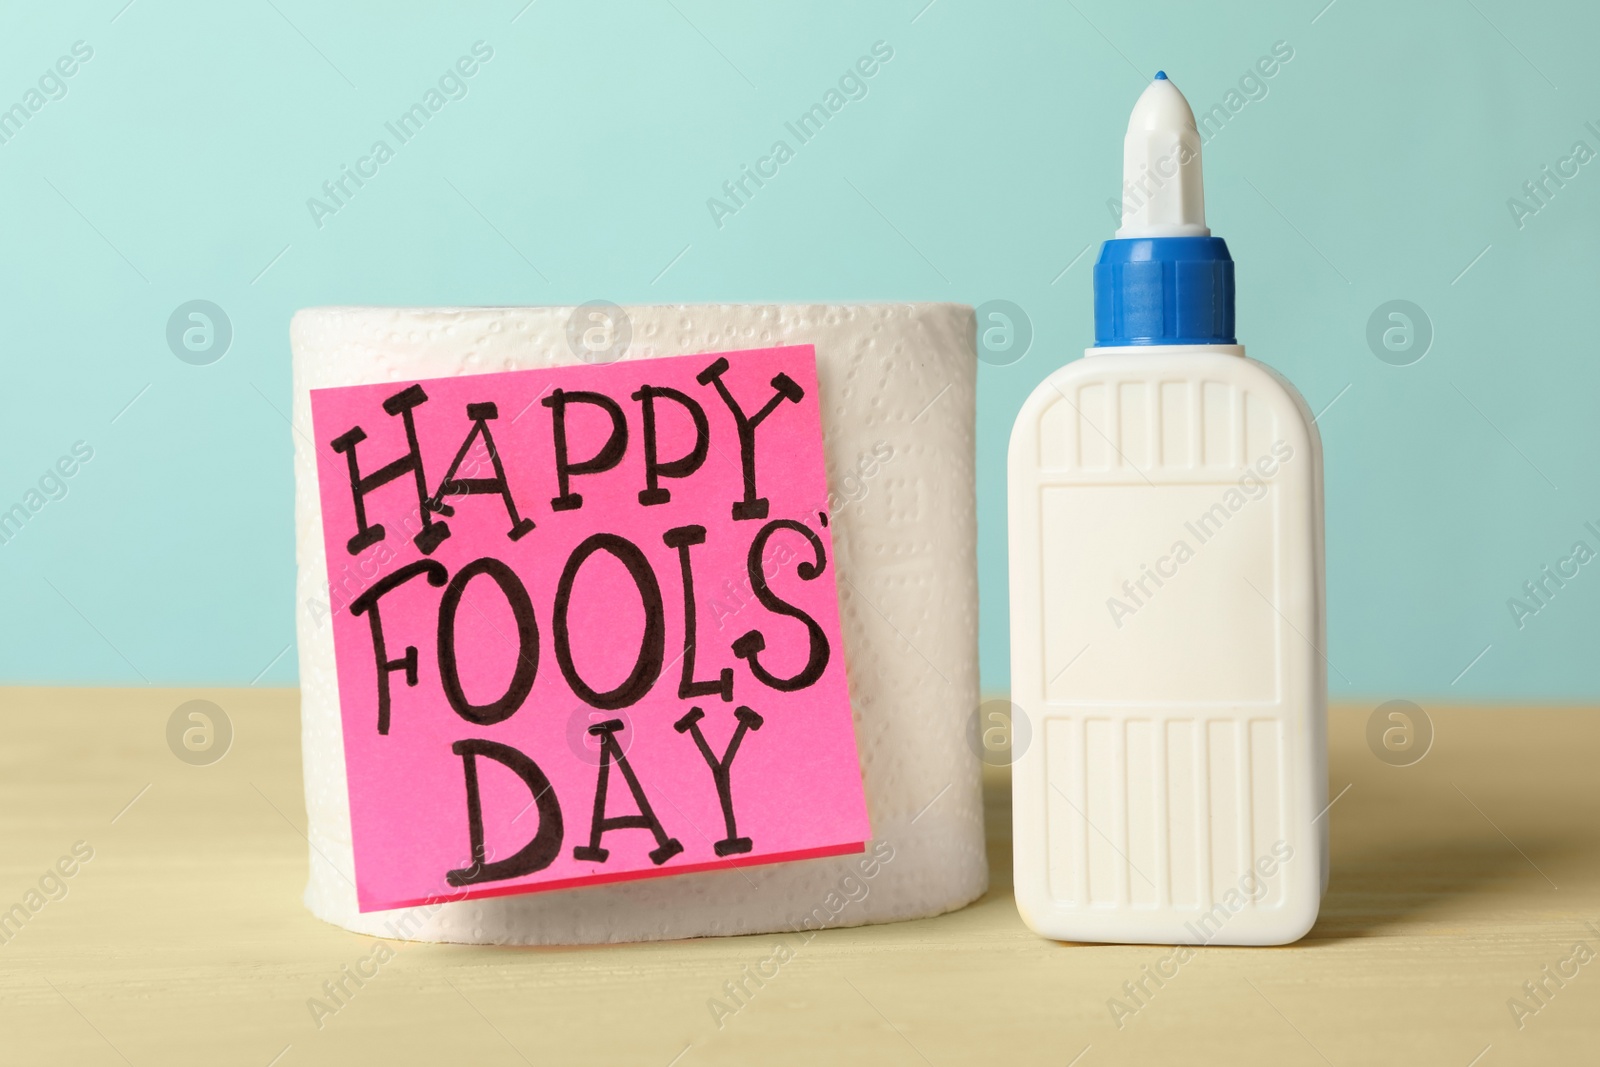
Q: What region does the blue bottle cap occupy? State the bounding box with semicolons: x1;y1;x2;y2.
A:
1092;236;1236;347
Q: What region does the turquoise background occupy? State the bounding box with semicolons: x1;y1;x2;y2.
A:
1;0;1595;700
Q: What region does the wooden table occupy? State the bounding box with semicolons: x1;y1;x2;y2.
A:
2;689;1595;1065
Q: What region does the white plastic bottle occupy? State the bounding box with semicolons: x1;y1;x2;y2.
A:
1008;73;1326;946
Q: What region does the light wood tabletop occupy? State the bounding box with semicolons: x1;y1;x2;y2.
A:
1;689;1596;1065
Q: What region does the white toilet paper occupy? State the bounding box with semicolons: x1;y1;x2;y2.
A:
290;303;984;944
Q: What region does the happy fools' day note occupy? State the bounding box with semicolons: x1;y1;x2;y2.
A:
310;345;870;912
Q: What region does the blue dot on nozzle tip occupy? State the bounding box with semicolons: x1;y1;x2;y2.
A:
1154;70;1168;80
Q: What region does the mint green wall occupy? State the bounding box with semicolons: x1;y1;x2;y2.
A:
1;1;1594;699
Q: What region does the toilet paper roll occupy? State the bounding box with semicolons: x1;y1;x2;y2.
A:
290;303;984;944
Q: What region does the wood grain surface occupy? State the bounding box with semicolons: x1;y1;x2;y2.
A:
1;689;1595;1065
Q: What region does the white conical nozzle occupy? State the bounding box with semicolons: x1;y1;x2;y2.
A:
1115;72;1209;238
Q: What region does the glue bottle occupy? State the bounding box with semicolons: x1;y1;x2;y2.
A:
1007;72;1326;945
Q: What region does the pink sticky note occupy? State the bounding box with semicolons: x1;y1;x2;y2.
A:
309;345;871;912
